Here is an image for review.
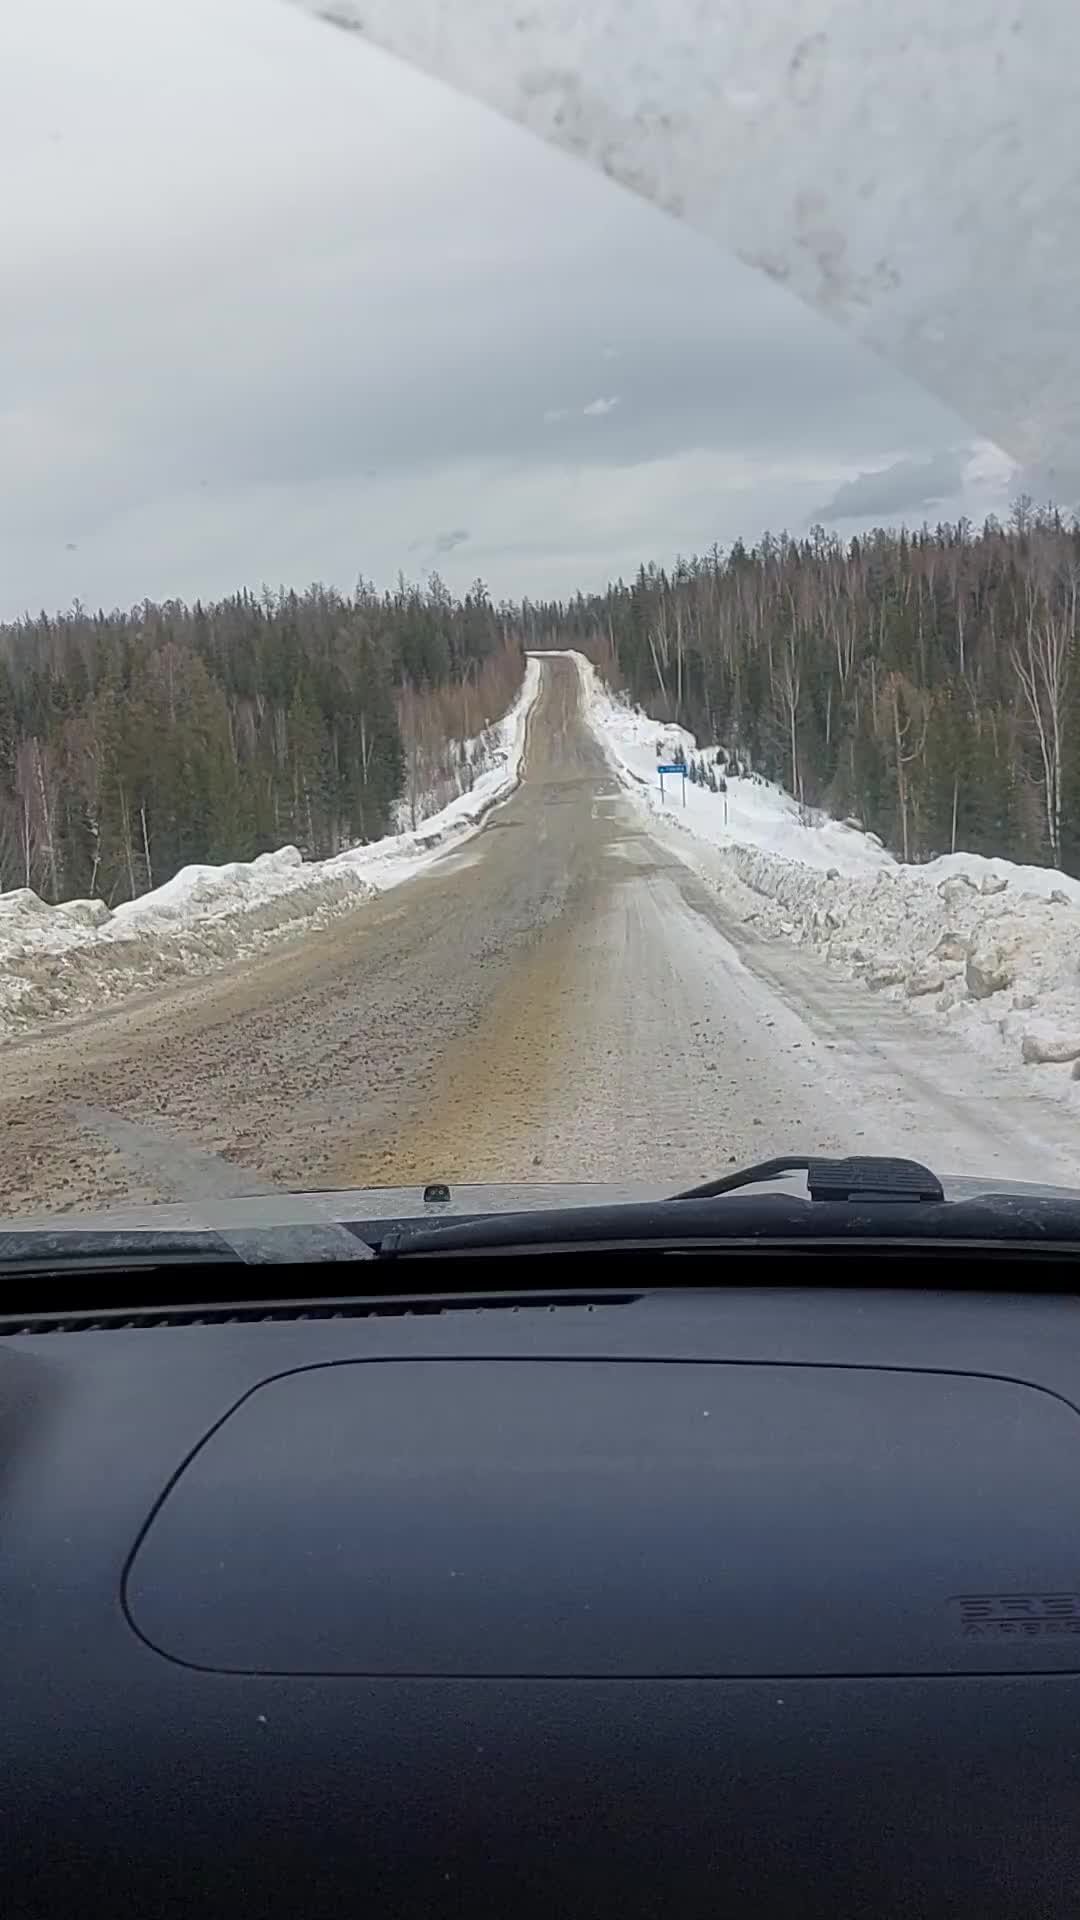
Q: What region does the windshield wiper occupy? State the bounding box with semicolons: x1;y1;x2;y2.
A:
669;1155;945;1204
377;1156;1080;1258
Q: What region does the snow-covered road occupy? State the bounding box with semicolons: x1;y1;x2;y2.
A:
1;652;1077;1216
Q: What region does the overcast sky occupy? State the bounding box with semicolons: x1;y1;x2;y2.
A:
1;0;1017;619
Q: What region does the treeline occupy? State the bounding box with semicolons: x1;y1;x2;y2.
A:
7;501;1080;905
0;578;521;904
529;501;1080;871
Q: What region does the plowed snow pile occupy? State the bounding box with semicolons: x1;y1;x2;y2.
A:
0;659;539;1040
573;651;1080;1103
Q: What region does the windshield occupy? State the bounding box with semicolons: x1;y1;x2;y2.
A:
3;0;1080;1223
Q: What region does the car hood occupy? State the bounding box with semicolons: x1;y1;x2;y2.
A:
5;1171;1080;1243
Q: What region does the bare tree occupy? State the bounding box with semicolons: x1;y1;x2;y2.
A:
777;636;803;803
14;737;60;899
880;674;928;864
1010;558;1075;865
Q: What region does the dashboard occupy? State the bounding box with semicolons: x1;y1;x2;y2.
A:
3;1277;1080;1916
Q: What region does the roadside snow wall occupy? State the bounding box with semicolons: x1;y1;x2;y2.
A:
572;650;1080;1099
0;658;540;1041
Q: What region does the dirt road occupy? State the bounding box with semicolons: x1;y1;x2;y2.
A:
2;654;1078;1215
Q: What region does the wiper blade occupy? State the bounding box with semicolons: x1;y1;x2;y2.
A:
380;1185;1080;1258
669;1155;945;1204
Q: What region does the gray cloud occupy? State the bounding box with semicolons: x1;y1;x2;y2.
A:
815;449;969;524
1;0;1010;616
409;528;470;556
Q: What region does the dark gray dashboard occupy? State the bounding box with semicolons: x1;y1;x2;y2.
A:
4;1283;1080;1917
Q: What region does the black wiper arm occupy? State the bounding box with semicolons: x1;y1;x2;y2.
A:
379;1188;1080;1259
669;1155;945;1204
378;1156;1080;1258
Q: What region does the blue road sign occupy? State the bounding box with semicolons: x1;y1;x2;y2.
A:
658;761;688;806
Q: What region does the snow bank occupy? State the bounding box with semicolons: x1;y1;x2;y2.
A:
577;653;893;878
571;650;1080;1102
0;658;540;1041
388;699;523;836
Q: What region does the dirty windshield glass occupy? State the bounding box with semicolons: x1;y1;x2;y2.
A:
2;0;1080;1221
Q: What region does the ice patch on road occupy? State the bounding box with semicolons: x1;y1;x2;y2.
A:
569;649;1080;1107
0;658;540;1042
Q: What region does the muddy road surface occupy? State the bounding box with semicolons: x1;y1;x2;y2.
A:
2;654;1078;1216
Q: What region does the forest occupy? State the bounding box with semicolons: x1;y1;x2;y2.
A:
533;501;1080;873
0;577;521;904
3;499;1080;905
